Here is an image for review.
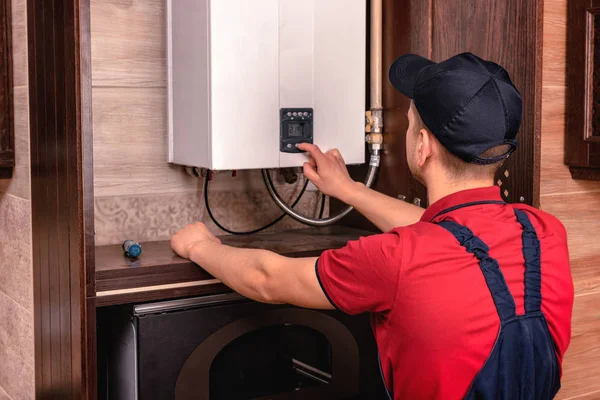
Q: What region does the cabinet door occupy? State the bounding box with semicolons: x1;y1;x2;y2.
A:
566;0;600;180
429;0;542;205
338;0;543;231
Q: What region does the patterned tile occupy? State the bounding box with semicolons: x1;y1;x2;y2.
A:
0;385;11;400
0;193;31;256
0;336;34;400
0;242;32;312
95;191;205;245
94;181;329;245
0;291;33;366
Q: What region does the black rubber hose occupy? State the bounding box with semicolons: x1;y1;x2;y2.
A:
204;170;310;235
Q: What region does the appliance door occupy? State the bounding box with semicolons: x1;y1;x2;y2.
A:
134;293;384;399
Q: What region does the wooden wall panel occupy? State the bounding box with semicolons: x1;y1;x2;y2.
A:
542;0;600;398
540;87;600;196
90;0;165;87
565;0;600;173
541;192;600;296
431;0;542;206
542;0;567;87
27;0;95;397
336;0;429;230
90;0;322;245
556;293;600;399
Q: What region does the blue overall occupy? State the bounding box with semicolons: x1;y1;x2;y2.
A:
381;204;562;399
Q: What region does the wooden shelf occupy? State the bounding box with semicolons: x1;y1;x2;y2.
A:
95;226;373;306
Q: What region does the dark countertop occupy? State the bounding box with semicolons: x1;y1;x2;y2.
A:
95;226;373;306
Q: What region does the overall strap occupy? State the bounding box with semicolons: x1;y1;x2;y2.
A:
437;221;517;322
514;209;542;314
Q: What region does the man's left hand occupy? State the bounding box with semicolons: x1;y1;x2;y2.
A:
171;222;221;259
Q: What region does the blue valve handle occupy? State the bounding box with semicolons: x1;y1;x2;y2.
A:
122;240;142;258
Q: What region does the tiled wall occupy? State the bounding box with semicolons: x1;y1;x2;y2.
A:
0;0;34;398
90;0;325;246
541;1;600;399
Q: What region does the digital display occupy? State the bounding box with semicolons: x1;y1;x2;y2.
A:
287;123;304;137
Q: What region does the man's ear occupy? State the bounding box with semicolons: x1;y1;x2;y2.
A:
417;128;433;167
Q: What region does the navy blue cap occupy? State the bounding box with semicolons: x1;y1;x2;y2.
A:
389;52;522;164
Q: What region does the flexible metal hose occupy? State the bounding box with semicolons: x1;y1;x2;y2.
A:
261;149;379;227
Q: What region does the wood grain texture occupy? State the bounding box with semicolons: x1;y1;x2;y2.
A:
27;0;95;397
540;192;600;297
0;0;14;170
543;0;567;86
560;390;600;400
91;87;299;197
336;0;430;229
92;87;167;167
569;166;600;180
90;0;165;87
565;0;600;173
555;293;600;399
95;226;372;292
542;2;600;398
540;86;600;196
95;281;231;307
431;0;543;206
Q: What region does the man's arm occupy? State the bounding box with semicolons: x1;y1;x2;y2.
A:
297;143;424;231
170;223;334;309
343;182;424;232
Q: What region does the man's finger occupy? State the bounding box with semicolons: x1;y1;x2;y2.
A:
303;162;320;184
327;148;344;162
297;143;325;162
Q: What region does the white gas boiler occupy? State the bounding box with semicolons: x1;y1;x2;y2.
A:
167;0;367;171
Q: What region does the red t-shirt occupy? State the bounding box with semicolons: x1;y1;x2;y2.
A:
316;187;574;400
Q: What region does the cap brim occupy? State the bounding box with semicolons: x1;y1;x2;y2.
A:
389;54;435;98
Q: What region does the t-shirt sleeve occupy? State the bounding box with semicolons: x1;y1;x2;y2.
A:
315;230;403;315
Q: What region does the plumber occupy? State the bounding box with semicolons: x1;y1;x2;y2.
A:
171;52;574;400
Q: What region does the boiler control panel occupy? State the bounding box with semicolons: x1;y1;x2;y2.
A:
280;108;313;153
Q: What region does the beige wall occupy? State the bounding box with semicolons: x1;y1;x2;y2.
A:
541;1;600;399
0;0;34;398
90;0;324;246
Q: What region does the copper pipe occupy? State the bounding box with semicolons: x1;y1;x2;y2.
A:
370;0;383;111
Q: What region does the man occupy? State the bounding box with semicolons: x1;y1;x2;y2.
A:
171;53;574;399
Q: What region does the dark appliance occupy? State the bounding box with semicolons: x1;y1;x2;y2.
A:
97;292;386;399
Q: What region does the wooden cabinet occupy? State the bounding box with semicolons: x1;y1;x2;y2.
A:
566;0;600;180
0;0;13;171
340;0;543;232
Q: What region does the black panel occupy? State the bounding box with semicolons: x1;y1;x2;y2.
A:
280;108;314;153
98;299;385;399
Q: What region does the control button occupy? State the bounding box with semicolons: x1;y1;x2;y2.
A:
286;143;293;149
287;112;292;116
293;112;298;116
303;112;308;117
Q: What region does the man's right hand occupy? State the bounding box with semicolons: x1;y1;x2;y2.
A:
296;143;361;204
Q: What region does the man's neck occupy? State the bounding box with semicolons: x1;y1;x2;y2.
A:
426;179;495;206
